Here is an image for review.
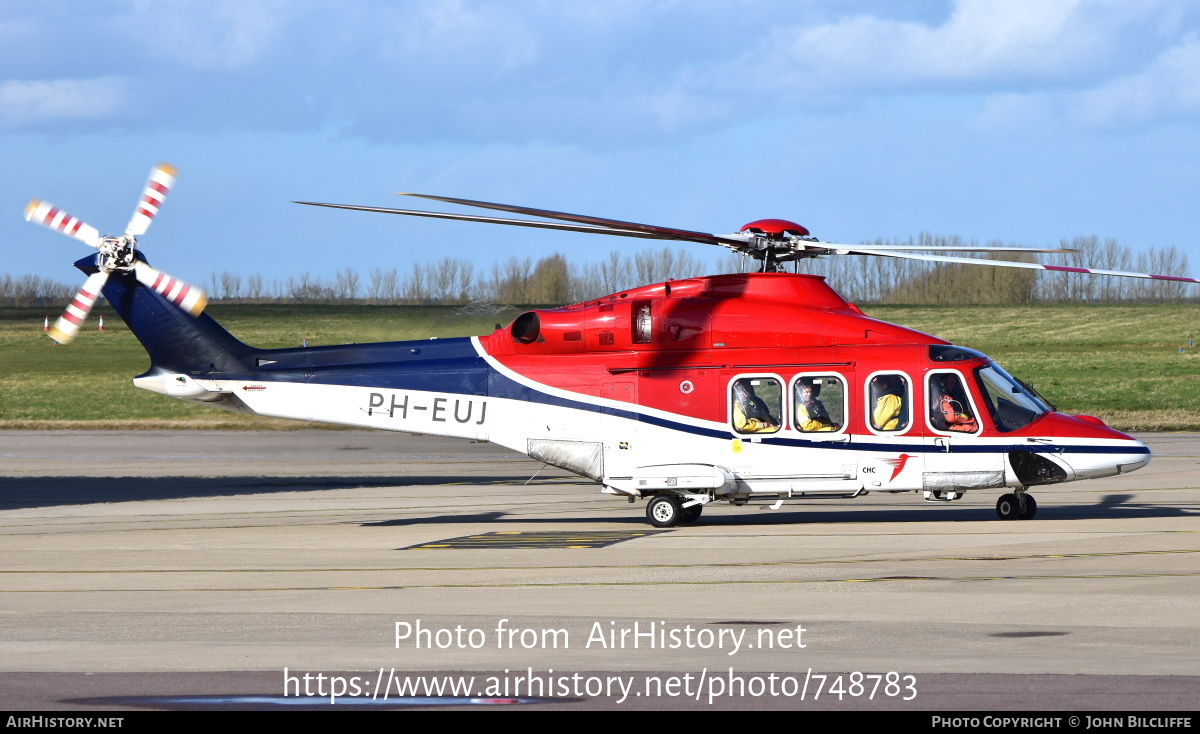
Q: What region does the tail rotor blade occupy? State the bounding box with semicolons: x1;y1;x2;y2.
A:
125;163;177;237
47;271;110;344
133;262;207;316
24;199;102;248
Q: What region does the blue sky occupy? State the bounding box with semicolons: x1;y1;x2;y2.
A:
4;0;1200;287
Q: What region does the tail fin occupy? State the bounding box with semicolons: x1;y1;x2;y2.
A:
81;255;254;376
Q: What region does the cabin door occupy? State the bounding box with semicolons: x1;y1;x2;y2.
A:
922;369;1005;495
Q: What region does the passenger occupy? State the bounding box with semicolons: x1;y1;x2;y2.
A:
871;375;906;431
795;378;838;432
732;380;778;433
932;374;978;433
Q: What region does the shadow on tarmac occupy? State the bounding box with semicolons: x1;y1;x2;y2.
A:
0;475;585;510
2;478;1193;525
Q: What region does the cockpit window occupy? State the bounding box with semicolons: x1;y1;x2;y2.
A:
973;363;1052;432
929;345;987;362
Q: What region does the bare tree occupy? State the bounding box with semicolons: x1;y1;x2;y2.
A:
528;253;570;304
334;268;360;303
0;274;75;306
219;271;243;301
245;273;265;302
401;262;431;304
368;267;399;304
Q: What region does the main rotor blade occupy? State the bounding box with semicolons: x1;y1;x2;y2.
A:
397;192;749;247
133;262;208;315
47;271;109;344
833;244;1078;254
24;199;102;248
294;202;684;240
827;245;1200;284
126;163;177;237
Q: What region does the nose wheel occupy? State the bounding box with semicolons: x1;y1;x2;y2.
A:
996;492;1037;520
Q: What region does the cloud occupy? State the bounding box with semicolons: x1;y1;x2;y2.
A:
1069;35;1200;128
0;76;128;127
4;1;1199;142
112;0;289;70
708;0;1177;95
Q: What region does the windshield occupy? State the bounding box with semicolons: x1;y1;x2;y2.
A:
973;363;1052;432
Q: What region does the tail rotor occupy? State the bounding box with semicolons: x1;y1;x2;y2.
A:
25;163;206;343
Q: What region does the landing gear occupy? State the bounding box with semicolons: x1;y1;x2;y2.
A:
1019;494;1037;520
996;492;1037;520
679;503;703;524
646;494;682;528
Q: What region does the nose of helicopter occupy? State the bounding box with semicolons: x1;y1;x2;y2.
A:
1047;414;1152;480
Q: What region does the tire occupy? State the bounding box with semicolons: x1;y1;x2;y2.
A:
679;504;703;524
996;493;1020;520
646;494;682;528
1018;494;1038;520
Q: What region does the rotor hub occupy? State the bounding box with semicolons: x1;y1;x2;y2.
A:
739;219;810;239
98;235;137;273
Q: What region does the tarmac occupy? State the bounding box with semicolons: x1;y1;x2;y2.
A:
0;430;1196;711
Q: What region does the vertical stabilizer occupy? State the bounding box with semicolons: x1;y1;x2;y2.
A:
79;255;253;376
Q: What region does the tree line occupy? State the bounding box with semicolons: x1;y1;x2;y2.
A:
2;238;1192;307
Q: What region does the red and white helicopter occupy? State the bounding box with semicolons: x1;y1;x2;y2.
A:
29;165;1195;527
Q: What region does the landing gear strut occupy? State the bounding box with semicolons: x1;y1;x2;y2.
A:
996;492;1037;520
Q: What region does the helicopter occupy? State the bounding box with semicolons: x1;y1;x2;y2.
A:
27;165;1194;528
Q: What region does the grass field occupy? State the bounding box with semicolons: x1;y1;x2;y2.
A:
2;302;1197;430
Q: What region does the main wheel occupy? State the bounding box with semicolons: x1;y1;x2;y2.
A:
679;503;703;524
646;494;682;528
1018;494;1038;520
996;493;1021;520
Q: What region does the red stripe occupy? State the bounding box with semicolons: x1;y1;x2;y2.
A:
152;272;165;290
149;181;170;195
79;288;95;300
62;311;84;326
56;217;73;232
161;276;176;295
172;283;191;305
137;207;155;220
44;207;60;226
142;193;161;208
69;298;89;311
69;220;82;236
1044;265;1090;274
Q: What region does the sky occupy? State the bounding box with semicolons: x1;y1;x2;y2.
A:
3;0;1200;289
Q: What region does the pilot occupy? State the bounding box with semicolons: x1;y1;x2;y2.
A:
931;374;978;433
795;378;838;432
871;375;906;431
732;380;778;433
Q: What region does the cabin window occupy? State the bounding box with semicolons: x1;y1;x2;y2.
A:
632;301;653;343
731;377;782;434
927;370;981;435
792;375;845;433
867;372;910;432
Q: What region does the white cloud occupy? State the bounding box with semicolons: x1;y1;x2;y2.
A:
113;0;289;71
1069;35;1200;128
0;76;128;127
710;0;1175;94
374;1;540;75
